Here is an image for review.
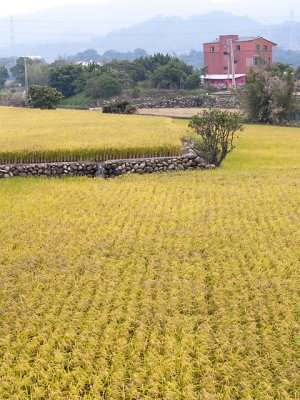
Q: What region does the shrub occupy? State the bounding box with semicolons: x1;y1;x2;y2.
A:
28;85;63;109
102;99;137;114
188;109;243;167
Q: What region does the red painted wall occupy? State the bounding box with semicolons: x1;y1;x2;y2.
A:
203;35;276;75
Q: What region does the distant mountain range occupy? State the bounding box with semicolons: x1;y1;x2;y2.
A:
0;10;299;64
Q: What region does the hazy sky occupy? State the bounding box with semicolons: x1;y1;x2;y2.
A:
0;0;299;21
1;0;98;16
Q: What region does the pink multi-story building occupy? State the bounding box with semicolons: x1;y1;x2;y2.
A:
203;35;277;87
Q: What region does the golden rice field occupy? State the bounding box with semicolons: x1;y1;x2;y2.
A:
0;107;183;164
0;121;300;399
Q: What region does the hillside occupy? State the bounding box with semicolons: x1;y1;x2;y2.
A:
89;12;265;54
0;10;300;61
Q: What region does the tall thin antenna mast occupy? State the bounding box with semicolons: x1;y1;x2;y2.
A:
10;16;15;50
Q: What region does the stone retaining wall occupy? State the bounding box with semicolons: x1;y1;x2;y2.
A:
0;149;214;179
102;153;213;178
0;163;99;179
135;95;240;109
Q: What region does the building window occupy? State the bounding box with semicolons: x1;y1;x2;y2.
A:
210;46;215;53
246;58;253;67
236;45;241;51
224;66;228;70
264;45;268;51
234;60;238;64
256;44;260;52
253;57;260;66
224;51;228;55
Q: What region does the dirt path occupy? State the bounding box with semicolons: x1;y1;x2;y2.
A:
138;107;239;118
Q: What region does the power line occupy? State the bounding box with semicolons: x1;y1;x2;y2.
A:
10;16;15;49
0;15;298;24
0;29;285;37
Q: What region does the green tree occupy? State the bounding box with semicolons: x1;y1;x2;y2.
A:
0;57;16;69
268;62;292;78
135;53;172;73
151;58;193;89
0;65;8;89
102;48;148;62
10;57;28;85
184;72;200;89
241;69;268;122
49;63;84;97
200;66;209;76
11;57;46;86
188;109;243;166
99;60;145;87
241;68;297;124
86;75;122;99
178;50;204;70
28;85;63;109
68;49;100;63
28;62;49;86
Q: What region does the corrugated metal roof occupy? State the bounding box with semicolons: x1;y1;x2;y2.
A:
202;74;246;79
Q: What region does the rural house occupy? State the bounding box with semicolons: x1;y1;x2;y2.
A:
203;34;277;87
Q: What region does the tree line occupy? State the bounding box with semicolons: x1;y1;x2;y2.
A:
1;54;299;124
0;54;202;96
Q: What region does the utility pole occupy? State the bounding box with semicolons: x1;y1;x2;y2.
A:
24;57;29;96
226;45;230;80
228;39;236;87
